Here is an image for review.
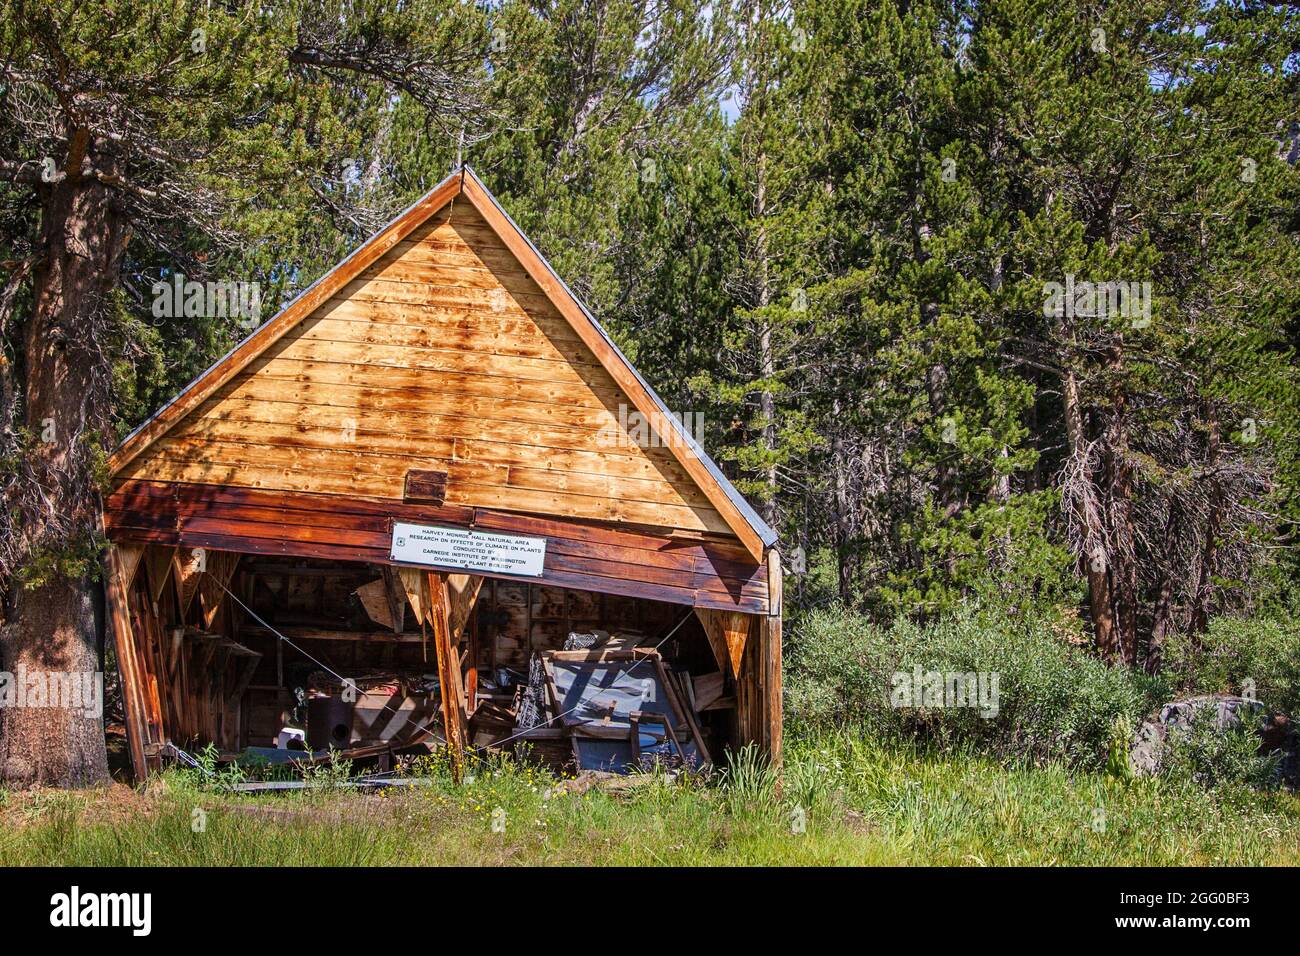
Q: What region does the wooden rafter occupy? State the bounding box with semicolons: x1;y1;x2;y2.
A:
446;573;483;640
116;541;146;592
693;607;751;679
144;545;176;605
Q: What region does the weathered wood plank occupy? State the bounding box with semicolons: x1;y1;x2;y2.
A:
108;173;466;474
106;527;767;613
106;480;760;573
403;468;448;505
146;415;699;488
103;544;150;781
170;397;698;477
206;374;620;431
300;313;591;363
271;335;607;386
427;572;468;778
123;456;726;534
246;355;622;411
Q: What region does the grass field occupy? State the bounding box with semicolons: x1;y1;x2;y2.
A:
2;735;1297;866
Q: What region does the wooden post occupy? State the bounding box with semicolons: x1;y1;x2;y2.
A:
733;550;783;768
734;613;782;768
465;618;480;718
448;574;483;717
759;614;783;767
765;551;783;766
427;572;469;780
103;543;150;782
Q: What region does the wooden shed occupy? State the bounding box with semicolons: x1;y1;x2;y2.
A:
101;167;782;781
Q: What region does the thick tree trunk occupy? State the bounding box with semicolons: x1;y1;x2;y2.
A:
0;140;126;787
1088;548;1117;660
0;581;106;786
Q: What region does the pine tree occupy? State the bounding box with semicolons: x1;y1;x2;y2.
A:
0;0;491;786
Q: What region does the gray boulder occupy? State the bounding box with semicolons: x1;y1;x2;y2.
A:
1128;694;1291;780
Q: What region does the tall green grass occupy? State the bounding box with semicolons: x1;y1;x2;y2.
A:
3;735;1296;866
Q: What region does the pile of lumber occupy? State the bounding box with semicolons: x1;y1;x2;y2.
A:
513;644;711;773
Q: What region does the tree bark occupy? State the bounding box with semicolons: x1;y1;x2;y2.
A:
829;404;854;604
0;139;126;787
1062;367;1116;659
1105;343;1138;665
1188;411;1223;636
1146;499;1183;675
752;145;779;529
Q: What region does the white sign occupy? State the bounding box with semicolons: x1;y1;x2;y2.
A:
390;522;547;577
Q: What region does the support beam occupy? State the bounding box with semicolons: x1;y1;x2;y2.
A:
735;612;782;769
381;567;407;634
144;544;176;605
103;544;150;782
767;549;783;618
198;550;241;630
117;541;146;592
446;573;484;641
446;574;483;716
427;572;468;780
396;567;427;625
693;608;751;678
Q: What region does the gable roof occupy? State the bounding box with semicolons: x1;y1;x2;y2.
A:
109;166;777;560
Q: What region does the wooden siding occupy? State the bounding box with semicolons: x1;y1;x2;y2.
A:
104;480;770;614
117;201;729;537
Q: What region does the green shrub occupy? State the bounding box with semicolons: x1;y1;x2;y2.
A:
785;605;1165;770
1161;709;1283;790
1165;615;1300;715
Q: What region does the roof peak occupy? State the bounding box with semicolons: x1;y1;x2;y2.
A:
110;168;775;558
